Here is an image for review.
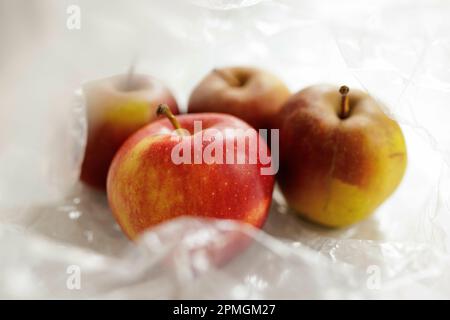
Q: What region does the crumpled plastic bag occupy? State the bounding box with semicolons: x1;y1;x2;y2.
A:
1;0;450;299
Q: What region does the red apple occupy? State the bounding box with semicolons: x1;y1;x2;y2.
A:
276;85;407;227
107;105;275;240
80;73;178;189
188;67;290;130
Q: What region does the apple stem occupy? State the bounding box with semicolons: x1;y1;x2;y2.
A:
157;104;183;134
125;55;138;90
213;68;241;87
339;85;350;119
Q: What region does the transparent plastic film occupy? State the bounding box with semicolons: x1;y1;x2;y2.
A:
0;0;449;299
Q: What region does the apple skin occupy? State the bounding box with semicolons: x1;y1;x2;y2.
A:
276;85;407;227
107;113;275;240
80;74;179;189
187;67;290;130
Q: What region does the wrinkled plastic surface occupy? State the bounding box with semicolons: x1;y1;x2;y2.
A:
1;0;450;299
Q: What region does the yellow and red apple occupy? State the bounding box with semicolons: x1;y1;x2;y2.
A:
276;85;407;227
107;106;275;239
80;74;178;189
188;66;290;130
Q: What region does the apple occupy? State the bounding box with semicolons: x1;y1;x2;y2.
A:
80;73;179;189
187;67;290;130
107;105;275;240
276;85;407;227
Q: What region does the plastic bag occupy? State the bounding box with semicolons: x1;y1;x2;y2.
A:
1;0;450;299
